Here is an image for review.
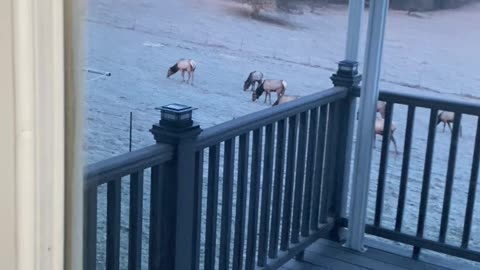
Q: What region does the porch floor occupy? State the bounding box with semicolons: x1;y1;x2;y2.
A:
281;238;476;270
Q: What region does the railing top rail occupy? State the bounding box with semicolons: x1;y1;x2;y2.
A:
84;143;174;188
195;87;348;150
352;88;480;116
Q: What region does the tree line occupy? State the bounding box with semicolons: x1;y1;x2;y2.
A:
241;0;477;13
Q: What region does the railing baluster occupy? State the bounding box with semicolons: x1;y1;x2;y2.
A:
280;116;298;250
257;124;274;267
374;102;394;227
128;171;144;270
462;118;480;248
269;120;287;259
395;105;416;232
149;166;161;269
439;113;462;243
292;112;308;243
320;103;337;223
246;129;263;270
205;145;220;269
84;186;98;270
106;179;121;270
149;163;175;270
233;134;250;270
413;109;438;259
311;105;328;230
193;151;204;270
219;139;235;270
302;108;319;237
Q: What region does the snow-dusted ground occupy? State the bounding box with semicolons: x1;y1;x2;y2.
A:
85;0;480;268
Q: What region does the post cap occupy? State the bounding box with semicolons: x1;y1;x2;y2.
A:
151;103;202;144
155;103;197;128
331;60;362;88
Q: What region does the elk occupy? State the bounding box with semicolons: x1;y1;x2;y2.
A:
166;59;197;84
252;79;287;104
374;116;399;154
437;111;462;136
244;71;264;91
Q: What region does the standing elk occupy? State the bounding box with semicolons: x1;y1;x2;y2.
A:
166;59;197;84
252;79;287;104
244;71;264;91
437;111;462;136
374;116;399;154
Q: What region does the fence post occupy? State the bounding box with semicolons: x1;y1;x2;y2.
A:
329;61;361;241
149;104;202;270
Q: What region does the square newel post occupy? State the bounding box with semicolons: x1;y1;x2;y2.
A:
328;61;361;241
149;104;202;270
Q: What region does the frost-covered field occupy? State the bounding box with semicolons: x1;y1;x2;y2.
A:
85;0;480;268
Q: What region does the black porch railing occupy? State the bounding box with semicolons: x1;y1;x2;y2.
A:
84;64;480;269
193;86;351;269
84;84;354;270
346;88;480;262
84;144;175;270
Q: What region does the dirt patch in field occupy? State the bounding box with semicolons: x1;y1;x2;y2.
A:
220;1;302;30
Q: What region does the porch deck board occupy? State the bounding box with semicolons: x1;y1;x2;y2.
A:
281;239;470;270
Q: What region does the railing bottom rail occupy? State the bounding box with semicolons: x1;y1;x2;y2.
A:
340;218;480;262
263;220;335;270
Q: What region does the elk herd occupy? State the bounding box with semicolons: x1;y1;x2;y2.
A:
166;59;462;155
245;71;294;106
166;59;298;106
371;101;461;155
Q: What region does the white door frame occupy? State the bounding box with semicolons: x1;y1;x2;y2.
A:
3;0;85;269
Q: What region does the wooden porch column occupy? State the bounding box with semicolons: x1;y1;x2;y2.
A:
346;0;390;251
339;0;365;219
345;0;365;61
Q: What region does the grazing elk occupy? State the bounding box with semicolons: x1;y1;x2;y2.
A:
272;95;299;106
374;116;399;154
437;111;462;136
166;59;197;84
252;79;287;104
244;71;264;91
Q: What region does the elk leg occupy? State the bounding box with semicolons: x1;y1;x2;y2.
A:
448;122;453;132
391;135;398;154
443;122;446;132
264;92;268;103
190;71;194;85
181;70;185;82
